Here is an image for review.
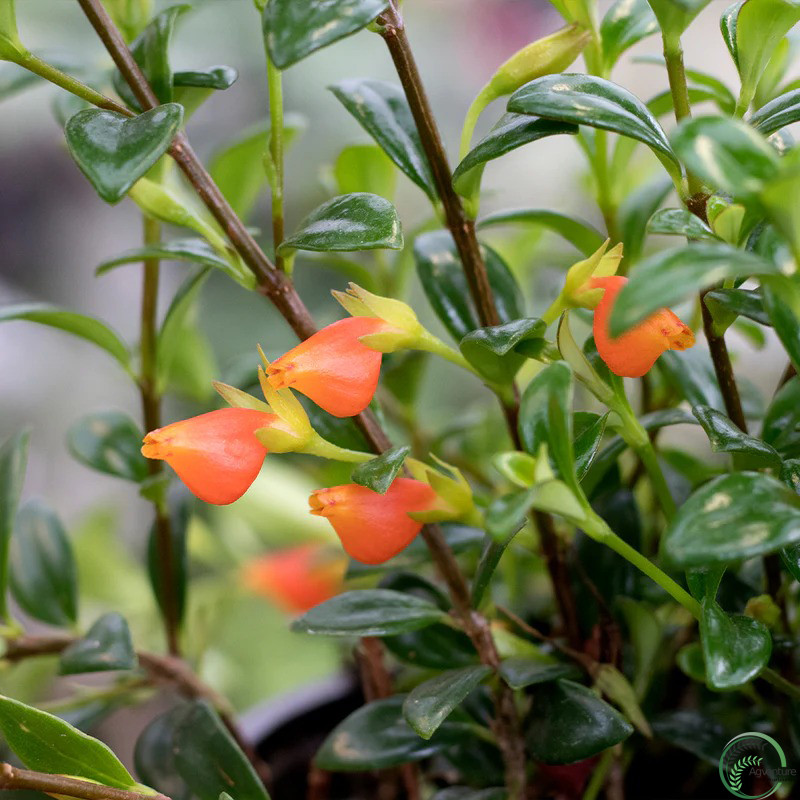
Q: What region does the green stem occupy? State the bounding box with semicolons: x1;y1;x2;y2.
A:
635;439;677;521
265;49;286;272
607;383;677;521
541;296;566;327
416;329;479;374
582;748;616;800
303;434;373;463
13;51;130;114
761;667;800;701
586;512;701;618
662;36;702;196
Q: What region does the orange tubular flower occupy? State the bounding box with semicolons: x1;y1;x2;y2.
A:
142;408;280;505
265;317;399;418
591;276;695;378
242;544;345;613
309;478;438;565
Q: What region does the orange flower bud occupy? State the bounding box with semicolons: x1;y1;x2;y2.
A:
309;478;438;564
591;276;695;378
265;317;398;418
142;408;280;505
242;544;346;613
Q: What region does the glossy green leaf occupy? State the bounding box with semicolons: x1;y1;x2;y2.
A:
316;695;460;770
609;243;776;335
731;0;800;108
0;303;131;370
763;377;800;455
60;612;137;674
352;445;409;494
477;207;605;256
670;115;779;198
381;622;477;670
601;0;658;72
65;104;183;204
574;412;609;481
518;362;577;491
780;539;800;582
209;115;305;222
692;404;780;465
114;5;189;107
499;657;579;689
279;193;402;255
471;534;514;607
414;230;523;341
459;318;545;384
10;500;77;627
686;565;726;602
647;208;716;239
0;429;28;621
751;88;800;133
172;701;270;800
173;65;238;91
134;706;191;800
333;143;397;199
619;176;673;263
704;288;769;331
508;73;677;166
652;709;731;765
97;238;230;276
664;471;800;567
721;0;745;65
762;275;800;372
700;599;772;689
0;694;136;787
67;410;148;482
330;78;436;198
525;679;634;764
648;0;711;39
148;500;189;628
384;624;477;670
0;0;24;61
403;665;491;739
485;491;534;540
264;0;389;68
292;589;445;637
453;113;577;198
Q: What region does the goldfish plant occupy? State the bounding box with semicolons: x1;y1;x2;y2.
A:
2;0;800;798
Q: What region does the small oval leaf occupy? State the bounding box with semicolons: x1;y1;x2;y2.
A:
291;589;446;637
279;192;403;254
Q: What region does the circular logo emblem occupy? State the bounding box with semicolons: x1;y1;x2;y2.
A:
719;732;787;798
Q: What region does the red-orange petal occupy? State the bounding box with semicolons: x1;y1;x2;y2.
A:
266;317;390;418
242;544;345;612
591;276;695;378
141;408;274;505
309;478;437;564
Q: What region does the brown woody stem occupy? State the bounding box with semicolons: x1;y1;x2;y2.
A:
0;763;169;800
